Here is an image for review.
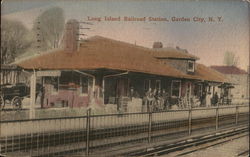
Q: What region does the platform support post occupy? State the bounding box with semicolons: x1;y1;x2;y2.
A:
188;109;192;136
86;109;91;156
29;72;36;119
216;107;219;130
148;112;152;143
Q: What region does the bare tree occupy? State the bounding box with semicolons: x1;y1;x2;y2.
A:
1;18;32;64
223;51;239;66
33;7;65;50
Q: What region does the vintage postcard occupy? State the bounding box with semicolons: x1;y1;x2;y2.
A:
0;0;249;156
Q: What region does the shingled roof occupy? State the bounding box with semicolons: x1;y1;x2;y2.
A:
210;65;248;75
150;47;199;60
195;64;227;83
16;36;187;78
16;36;225;83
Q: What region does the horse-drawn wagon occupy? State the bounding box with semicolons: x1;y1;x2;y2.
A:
0;83;41;109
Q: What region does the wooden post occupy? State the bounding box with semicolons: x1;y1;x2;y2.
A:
92;78;95;93
9;71;12;84
212;86;215;97
90;77;96;105
29;72;36;119
102;78;105;104
41;77;44;108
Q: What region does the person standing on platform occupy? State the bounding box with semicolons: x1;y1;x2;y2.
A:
162;90;170;110
213;92;219;106
206;92;212;107
146;88;154;112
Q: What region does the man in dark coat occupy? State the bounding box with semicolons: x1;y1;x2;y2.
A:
213;92;219;106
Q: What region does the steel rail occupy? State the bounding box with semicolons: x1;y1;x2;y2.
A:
125;127;248;156
176;133;248;156
237;150;249;156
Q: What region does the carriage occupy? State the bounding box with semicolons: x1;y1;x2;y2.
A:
0;83;41;109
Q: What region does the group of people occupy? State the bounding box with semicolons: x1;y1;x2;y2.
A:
143;88;171;111
200;92;219;107
129;87;222;112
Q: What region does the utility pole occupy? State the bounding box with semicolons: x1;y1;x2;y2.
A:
36;21;41;53
77;21;93;42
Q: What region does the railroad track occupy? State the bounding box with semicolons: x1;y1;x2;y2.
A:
122;126;249;157
238;150;249;156
171;131;248;156
0;108;28;111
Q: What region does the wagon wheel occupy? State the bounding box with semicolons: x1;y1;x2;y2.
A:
0;95;5;110
11;96;22;109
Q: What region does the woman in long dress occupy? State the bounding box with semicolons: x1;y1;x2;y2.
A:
206;92;212;107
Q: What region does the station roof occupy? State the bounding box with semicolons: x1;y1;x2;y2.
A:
210;65;248;75
194;64;227;83
150;47;199;60
16;36;187;79
15;36;226;83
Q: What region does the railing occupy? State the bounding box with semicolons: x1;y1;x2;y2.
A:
0;105;249;156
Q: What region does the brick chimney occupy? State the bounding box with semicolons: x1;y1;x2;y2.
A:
64;19;79;53
153;42;163;49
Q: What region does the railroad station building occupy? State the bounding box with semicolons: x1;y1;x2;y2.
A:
14;40;230;113
11;20;232;115
210;65;249;103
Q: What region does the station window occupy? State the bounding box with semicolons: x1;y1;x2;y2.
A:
45;76;59;93
171;80;181;97
58;71;82;91
194;84;202;97
156;80;161;90
187;60;195;72
80;76;88;94
144;79;151;91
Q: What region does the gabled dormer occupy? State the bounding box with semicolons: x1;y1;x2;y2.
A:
151;42;199;74
187;60;195;74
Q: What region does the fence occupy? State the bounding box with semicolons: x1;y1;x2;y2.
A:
0;105;249;156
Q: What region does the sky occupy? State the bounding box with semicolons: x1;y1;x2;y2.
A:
1;0;249;70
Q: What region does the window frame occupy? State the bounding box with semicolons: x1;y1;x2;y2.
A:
79;76;89;96
46;76;59;95
144;79;151;91
156;80;161;90
171;80;181;97
187;60;195;72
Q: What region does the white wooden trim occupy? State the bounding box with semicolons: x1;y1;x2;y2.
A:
37;70;61;77
29;72;36;119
